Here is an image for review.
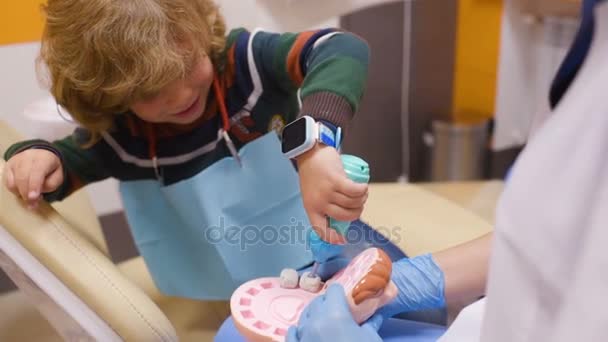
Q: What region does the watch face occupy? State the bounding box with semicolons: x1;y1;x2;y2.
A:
281;118;307;154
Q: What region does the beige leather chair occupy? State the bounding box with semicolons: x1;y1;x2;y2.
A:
362;182;499;257
0;121;229;342
0;119;501;341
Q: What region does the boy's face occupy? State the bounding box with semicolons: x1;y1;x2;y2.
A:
130;55;214;125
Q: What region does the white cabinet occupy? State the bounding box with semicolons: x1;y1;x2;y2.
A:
493;0;580;150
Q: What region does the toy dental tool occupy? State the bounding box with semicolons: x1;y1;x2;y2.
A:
308;155;371;279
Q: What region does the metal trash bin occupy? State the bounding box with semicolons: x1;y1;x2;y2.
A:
426;120;490;181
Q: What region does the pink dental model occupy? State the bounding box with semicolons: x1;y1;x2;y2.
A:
230;247;398;341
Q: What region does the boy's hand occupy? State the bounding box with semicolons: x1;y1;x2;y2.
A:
3;149;64;209
297;144;368;244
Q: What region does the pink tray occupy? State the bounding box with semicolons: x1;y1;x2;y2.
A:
230;248;397;341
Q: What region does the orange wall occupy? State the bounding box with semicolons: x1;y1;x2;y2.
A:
452;0;503;123
0;1;46;46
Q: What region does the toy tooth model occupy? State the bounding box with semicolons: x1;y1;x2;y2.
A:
230;247;398;342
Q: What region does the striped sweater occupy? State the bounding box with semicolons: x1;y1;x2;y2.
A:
4;28;370;202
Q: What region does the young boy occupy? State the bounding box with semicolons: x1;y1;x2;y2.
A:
3;0;370;300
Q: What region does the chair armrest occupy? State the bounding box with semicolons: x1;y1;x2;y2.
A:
0;119;110;257
0;160;177;341
362;183;494;257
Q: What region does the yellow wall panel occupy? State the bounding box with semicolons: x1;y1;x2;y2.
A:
452;0;503;123
0;1;46;46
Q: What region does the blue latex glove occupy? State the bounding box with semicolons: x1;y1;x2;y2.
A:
287;284;383;342
297;256;350;281
366;254;446;330
308;229;344;263
299;229;350;281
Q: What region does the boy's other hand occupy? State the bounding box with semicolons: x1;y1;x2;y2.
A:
3;149;64;209
296;144;368;244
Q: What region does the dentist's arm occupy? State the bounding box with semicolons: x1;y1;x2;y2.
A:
435;232;492;309
433;233;492;308
288;233;493;341
372;232;492;327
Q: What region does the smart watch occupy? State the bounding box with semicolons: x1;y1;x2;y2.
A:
281;116;342;159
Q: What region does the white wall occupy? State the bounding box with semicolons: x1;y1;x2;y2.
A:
0;43;49;134
219;1;339;32
0;2;345;217
225;0;397;32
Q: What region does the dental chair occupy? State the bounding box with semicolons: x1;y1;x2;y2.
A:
0;119;499;341
0;120;229;342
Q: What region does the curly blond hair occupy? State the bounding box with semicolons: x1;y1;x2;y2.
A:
39;0;226;144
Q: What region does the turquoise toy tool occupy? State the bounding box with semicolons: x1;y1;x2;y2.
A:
329;155;371;235
308;155;370;266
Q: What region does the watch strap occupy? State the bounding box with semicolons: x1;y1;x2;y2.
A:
317;120;342;150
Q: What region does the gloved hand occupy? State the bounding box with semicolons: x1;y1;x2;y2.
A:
287;284;382;342
308;229;344;262
299;229;350;281
298;256;351;281
365;253;446;331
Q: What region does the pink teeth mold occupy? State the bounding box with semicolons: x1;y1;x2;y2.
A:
230;247;398;341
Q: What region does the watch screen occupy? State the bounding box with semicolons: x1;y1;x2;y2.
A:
281;118;307;153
